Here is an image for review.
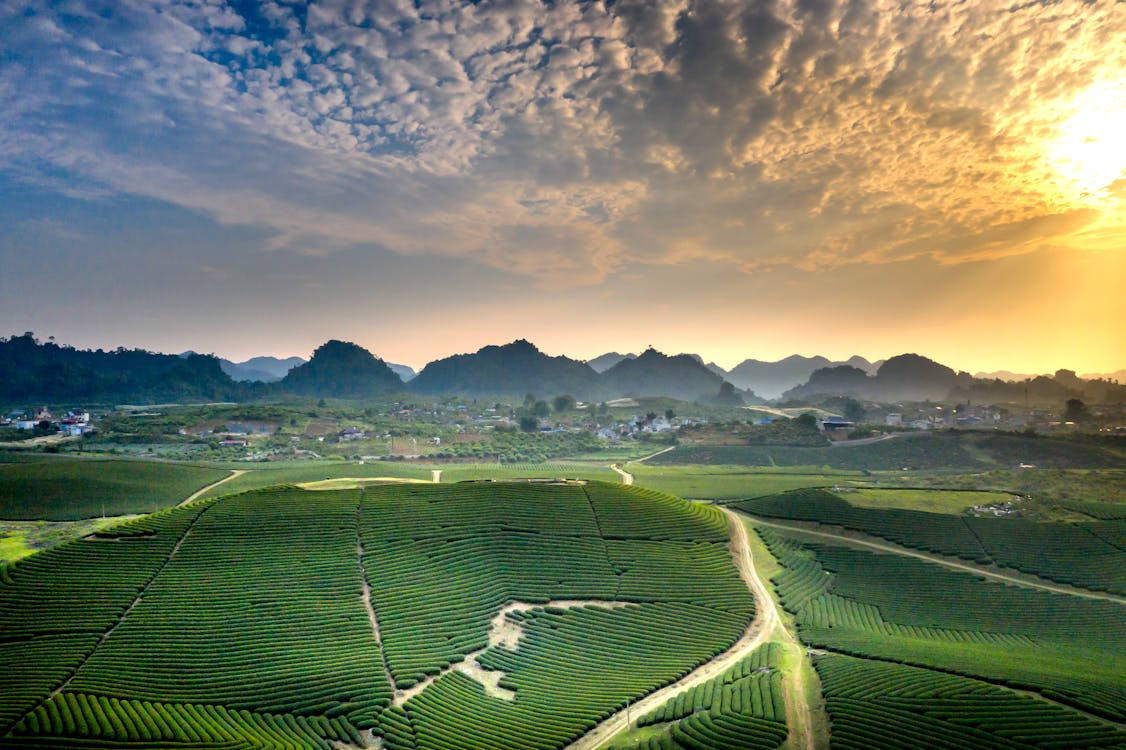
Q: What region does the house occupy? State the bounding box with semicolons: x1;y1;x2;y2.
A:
820;417;854;432
885;413;902;426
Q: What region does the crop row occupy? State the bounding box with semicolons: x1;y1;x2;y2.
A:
757;527;1126;721
66;488;391;722
741;489;1126;594
8;691;359;749
815;654;1126;749
360;482;750;688
395;603;751;750
639;643;786;726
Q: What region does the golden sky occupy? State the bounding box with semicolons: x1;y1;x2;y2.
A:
1;0;1123;374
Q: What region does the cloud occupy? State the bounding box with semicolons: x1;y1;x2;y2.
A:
1;0;1123;281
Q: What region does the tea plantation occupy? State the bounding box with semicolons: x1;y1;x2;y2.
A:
756;525;1126;747
0;481;754;749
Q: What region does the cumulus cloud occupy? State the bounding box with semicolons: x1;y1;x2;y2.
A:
1;0;1123;280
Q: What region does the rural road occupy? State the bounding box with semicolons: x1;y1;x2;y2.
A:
748;516;1126;605
828;431;911;448
179;469;247;506
563;507;810;750
609;464;633;485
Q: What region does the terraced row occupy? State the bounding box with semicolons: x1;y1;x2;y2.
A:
757;527;1126;724
739;489;1126;594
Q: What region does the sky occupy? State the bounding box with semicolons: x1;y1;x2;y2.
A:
1;0;1124;374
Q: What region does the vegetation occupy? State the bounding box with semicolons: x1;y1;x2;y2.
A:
739;489;1126;594
0;456;228;520
606;643;789;750
756;526;1126;722
0;481;753;748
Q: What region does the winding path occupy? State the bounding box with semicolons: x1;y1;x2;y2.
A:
178;469;246;506
563;507;808;750
748;516;1126;605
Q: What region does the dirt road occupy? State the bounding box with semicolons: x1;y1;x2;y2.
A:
564;508;797;750
178;470;246;506
609;464;633;485
749;516;1126;605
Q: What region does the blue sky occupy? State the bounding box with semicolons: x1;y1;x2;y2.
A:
2;0;1124;372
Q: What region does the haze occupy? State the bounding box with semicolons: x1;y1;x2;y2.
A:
1;0;1124;373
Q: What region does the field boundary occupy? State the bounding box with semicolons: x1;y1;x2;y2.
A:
1;501;217;738
746;516;1126;605
564;507;779;750
178;469;247;506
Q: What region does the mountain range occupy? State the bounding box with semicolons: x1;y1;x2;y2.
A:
4;333;1122;406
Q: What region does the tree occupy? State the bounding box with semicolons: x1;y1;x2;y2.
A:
842;398;866;423
519;415;539;432
533;400;550;417
1064;398;1090;422
553;395;576;413
665;408;675;420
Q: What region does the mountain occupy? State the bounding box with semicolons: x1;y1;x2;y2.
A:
2;333;248;404
601;348;730;401
586;352;636;373
726;355;833;399
785;353;965;402
280;340;403;398
220;356;306;382
974;370;1034;382
411;339;600;398
387;363;417;382
727;355;883;399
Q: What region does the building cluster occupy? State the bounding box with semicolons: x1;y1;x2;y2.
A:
2;407;96;436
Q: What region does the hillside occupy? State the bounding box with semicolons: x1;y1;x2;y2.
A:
410;339;601;397
600;348;731;401
0;333;248;404
280;340;403;397
219;355;305;382
726;355;880;399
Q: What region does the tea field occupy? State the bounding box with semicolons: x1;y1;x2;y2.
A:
0;481;755;749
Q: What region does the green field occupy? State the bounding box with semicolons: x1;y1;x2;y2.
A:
842;487;1014;514
739;488;1126;594
0;456;229;520
606;643;789;750
755;524;1126;734
0;481;753;748
626;464;862;500
651;431;1126;472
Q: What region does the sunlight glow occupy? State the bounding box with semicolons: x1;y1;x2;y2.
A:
1046;80;1126;203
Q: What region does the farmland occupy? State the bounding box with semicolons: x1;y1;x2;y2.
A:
2;426;1125;749
0;454;229;520
0;481;756;748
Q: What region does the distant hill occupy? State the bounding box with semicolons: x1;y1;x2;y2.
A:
2;333;248;404
785;353;963;402
220;356;306;382
280;340;403;398
586;352;636;373
387;363;417;382
411;340;600;398
601;348;731;401
725;355;830;399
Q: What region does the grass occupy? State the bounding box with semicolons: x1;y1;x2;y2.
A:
627;464;862;501
0;456;229;520
0;515;141;563
843;488;1014;514
195;459;433;498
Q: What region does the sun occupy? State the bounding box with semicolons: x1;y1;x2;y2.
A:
1046;79;1126;203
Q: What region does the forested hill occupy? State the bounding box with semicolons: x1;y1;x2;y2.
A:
0;333;251;404
410;339;601;398
280;340;403;397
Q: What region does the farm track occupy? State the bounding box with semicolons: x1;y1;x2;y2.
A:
1;501;215;738
563;507;800;750
178;469;247;506
609;464;633;485
747;516;1126;605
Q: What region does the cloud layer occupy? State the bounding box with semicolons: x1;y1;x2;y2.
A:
1;1;1124;370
